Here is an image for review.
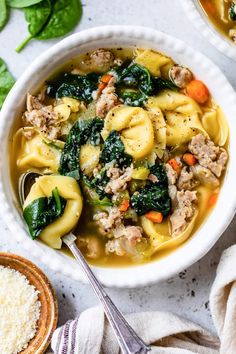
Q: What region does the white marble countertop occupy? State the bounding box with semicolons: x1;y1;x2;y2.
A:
0;0;236;341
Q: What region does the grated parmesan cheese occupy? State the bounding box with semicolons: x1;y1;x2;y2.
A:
0;265;41;354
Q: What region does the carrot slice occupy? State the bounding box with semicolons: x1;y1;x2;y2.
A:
145;211;163;223
101;74;113;84
209;193;219;207
168;158;181;175
183;153;197;166
186;80;209;104
119;199;130;212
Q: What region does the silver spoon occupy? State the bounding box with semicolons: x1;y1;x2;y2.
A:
20;171;151;354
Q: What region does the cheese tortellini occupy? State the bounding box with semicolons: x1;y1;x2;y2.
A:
134;49;174;77
146;91;208;146
102;105;154;159
202;104;228;146
13;128;63;173
24;175;83;249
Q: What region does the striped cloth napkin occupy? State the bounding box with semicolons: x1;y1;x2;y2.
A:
51;244;236;354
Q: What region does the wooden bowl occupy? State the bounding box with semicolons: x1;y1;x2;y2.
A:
0;252;58;354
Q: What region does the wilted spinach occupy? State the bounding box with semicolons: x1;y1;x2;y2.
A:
59;118;104;179
0;0;8;31
131;163;171;216
0;58;15;108
152;77;178;93
6;0;42;8
23;187;66;239
100;130;133;168
82;168;110;200
47;72;100;103
116;63;152;106
229;1;236;21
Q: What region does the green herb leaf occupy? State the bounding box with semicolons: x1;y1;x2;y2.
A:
16;0;52;52
229;2;236;21
23;187;66;239
6;0;42;8
0;58;15;109
152;77;178;93
131;163;171;216
47;72;100;103
59;118;104;179
0;0;8;31
100;130;133;168
37;0;82;40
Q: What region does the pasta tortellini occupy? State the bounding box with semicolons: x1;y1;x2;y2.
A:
202;104;228;146
146;91;208;146
134;49;174;77
80;144;101;176
141;210;198;254
24;175;83;249
102;105;154;159
13;128;63;173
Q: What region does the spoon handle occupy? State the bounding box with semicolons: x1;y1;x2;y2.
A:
64;234;150;354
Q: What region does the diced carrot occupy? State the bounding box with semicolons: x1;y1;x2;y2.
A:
101;74;113;84
145;211;163;223
98;82;106;91
119;199;130;212
209;193;219;207
168;158;181;175
183;153;197;166
186;80;209;104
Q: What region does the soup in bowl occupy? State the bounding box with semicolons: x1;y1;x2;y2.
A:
1;27;236;287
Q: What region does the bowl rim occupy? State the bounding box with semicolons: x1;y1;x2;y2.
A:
181;0;236;61
1;25;236;288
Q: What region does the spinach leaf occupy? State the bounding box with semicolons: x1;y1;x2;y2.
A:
6;0;42;8
16;0;52;53
16;0;82;52
59;118;103;179
23;187;66;239
116;63;152;107
131;163;171;216
0;58;15;108
229;1;236;21
82;168;110;200
131;184;171;216
37;0;82;40
152;77;178;93
47;72;100;103
100;130;133;168
0;0;8;31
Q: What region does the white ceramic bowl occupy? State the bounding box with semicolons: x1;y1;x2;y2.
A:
181;0;236;61
1;26;236;288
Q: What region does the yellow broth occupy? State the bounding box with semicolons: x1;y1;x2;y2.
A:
199;0;236;41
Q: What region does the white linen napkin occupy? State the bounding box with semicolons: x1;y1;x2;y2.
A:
51;245;236;354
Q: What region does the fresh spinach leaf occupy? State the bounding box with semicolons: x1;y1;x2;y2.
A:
0;0;8;31
152;77;178;93
23;187;66;239
37;0;82;40
6;0;42;8
16;0;82;52
16;0;52;53
0;58;15;108
131;163;171;216
47;72;100;103
59;118;104;179
229;1;236;21
100;130;133;168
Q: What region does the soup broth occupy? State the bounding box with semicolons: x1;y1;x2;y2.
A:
10;47;229;267
199;0;236;42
